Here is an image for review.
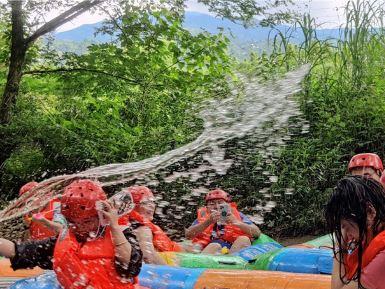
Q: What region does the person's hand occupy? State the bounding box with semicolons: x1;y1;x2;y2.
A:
32;213;45;223
24;209;39;226
208;211;220;224
23;214;32;226
225;212;238;225
98;200;119;228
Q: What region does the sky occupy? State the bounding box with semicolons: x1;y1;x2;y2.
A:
4;0;358;32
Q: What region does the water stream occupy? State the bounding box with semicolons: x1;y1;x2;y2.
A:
0;65;310;239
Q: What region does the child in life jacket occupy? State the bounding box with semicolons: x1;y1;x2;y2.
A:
19;181;65;240
348;153;383;183
119;186;182;265
0;179;143;289
185;189;261;254
325;176;385;289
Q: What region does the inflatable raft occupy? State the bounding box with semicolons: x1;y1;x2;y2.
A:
158;234;333;274
9;265;331;289
3;234;334;289
0;259;43;289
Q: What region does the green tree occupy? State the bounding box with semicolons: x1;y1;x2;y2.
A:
0;8;232;196
0;0;110;125
0;0;294;125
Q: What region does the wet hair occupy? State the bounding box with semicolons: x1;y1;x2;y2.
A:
325;175;385;287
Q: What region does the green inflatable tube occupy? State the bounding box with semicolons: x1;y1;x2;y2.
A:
304;235;333;248
174;234;280;270
177;253;247;269
245;248;283;270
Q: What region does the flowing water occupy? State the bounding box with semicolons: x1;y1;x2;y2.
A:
0;65;310;239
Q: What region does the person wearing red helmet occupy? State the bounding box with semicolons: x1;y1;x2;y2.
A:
0;179;143;289
185;189;261;254
348;153;383;182
19;182;39;197
19;181;64;240
119;186;182;265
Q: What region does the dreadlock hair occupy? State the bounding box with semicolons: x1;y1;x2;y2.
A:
325;175;385;288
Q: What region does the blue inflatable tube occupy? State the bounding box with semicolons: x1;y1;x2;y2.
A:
9;265;206;289
233;242;283;262
268;248;333;274
10;271;60;289
139;264;205;289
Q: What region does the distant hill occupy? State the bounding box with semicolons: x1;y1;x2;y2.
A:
53;12;341;57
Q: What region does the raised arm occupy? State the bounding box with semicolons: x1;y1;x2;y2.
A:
99;201;142;278
7;237;56;270
0;238;16;258
227;213;261;239
185;211;220;239
32;214;64;234
230;220;261;238
135;226;167;265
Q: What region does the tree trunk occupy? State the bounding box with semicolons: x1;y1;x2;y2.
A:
0;0;105;125
0;45;27;125
0;0;25;125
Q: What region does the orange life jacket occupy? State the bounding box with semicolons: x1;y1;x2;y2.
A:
30;198;61;240
53;227;138;289
192;202;251;248
119;211;182;252
345;230;385;280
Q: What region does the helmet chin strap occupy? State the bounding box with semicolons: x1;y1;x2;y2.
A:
85;220;106;241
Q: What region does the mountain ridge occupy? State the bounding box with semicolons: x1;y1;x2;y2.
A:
53;12;341;57
55;12;341;42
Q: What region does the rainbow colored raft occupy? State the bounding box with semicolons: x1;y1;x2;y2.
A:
9;265;331;289
159;234;333;274
4;234;334;289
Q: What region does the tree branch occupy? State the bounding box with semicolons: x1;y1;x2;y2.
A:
26;0;106;45
23;67;141;85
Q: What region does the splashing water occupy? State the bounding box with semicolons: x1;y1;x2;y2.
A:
0;65;310;239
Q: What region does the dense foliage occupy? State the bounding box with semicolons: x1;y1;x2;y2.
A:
238;1;385;236
0;10;232;199
2;0;385;238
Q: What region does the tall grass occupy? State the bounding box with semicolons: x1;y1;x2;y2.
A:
241;0;385;236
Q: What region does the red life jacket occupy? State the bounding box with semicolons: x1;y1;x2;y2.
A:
53;227;138;289
119;211;182;252
345;230;385;280
30;198;61;240
192;202;251;248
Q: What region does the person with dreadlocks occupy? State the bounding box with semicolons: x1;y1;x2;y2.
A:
325;175;385;289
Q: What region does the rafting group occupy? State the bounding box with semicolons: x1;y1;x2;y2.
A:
0;152;384;289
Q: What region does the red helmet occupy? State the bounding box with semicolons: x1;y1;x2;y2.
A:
205;189;230;203
127;186;154;205
19;182;39;196
61;179;106;222
348;153;384;172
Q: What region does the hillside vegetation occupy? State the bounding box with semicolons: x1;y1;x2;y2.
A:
1;1;385;237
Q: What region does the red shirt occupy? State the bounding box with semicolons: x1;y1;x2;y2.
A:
361;249;385;289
